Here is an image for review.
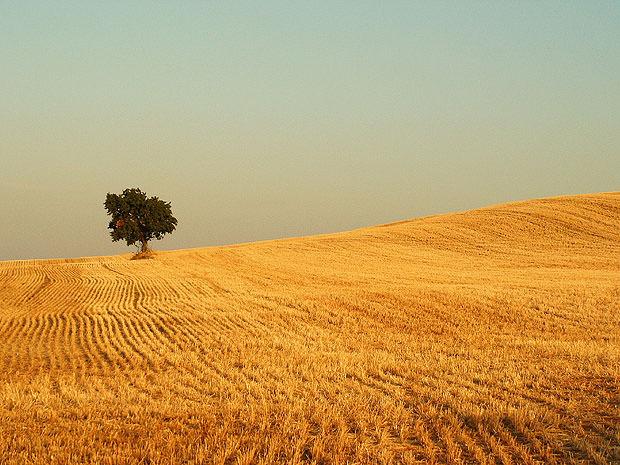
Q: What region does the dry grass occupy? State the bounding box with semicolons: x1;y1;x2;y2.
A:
129;250;156;261
0;192;618;464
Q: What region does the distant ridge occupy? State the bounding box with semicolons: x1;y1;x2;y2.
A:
2;191;617;266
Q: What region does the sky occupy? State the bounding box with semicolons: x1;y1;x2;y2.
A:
1;1;619;260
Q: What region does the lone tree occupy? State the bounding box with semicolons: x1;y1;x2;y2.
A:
104;188;177;254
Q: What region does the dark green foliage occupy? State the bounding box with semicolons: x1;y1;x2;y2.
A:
104;188;177;253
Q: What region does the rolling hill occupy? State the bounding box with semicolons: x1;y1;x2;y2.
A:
0;192;618;464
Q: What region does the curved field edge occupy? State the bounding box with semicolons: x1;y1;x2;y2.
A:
0;192;618;464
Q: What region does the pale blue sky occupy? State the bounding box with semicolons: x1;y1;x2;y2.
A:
1;1;619;260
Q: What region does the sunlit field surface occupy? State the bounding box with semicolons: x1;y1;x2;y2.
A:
0;193;618;464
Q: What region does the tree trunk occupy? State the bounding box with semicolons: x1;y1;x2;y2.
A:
141;240;149;253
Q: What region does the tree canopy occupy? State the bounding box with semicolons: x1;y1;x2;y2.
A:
104;188;177;253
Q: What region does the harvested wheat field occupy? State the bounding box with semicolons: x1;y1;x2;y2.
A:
0;192;618;465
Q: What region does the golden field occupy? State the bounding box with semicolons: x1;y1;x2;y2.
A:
0;192;618;465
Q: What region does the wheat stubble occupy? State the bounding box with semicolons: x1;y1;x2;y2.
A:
0;192;618;464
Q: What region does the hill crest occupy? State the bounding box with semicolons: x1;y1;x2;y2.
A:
1;191;618;267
